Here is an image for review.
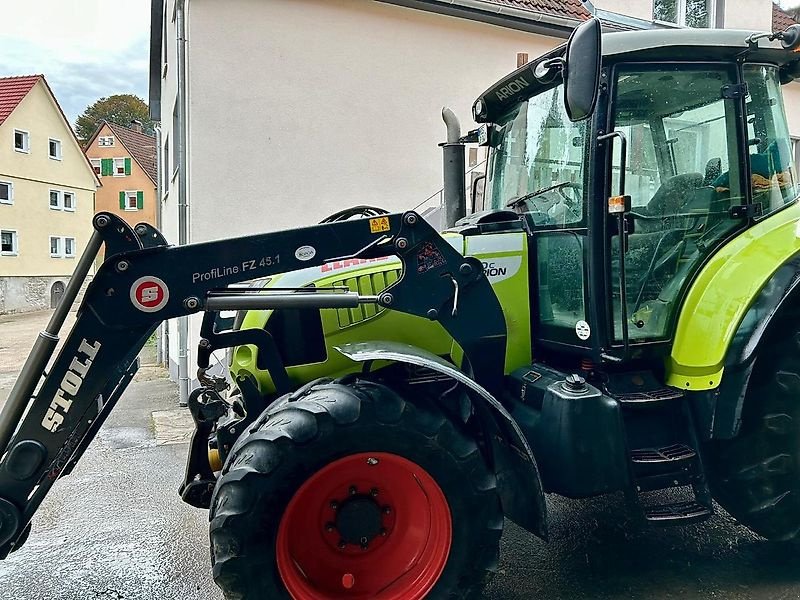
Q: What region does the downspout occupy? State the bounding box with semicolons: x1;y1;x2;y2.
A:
176;0;189;406
154;124;164;366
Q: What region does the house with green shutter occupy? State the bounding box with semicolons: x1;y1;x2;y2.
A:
84;120;157;236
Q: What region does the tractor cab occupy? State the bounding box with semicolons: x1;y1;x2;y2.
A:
472;23;800;365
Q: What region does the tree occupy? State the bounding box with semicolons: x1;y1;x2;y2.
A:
75;94;154;142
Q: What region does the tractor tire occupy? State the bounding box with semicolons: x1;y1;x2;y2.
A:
209;378;503;600
706;328;800;541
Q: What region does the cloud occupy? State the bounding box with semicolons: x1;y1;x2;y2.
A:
0;0;150;126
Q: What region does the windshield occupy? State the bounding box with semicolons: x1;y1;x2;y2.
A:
485;84;587;227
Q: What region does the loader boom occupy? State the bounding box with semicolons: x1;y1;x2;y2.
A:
0;211;507;557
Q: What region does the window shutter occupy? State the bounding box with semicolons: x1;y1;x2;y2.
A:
101;158;113;176
136;191;144;209
119;191;126;209
124;158;132;175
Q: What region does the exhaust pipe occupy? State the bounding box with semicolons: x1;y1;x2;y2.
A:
441;107;466;228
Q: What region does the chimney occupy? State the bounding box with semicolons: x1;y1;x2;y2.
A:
130;119;143;133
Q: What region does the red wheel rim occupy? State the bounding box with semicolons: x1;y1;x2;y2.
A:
276;452;452;599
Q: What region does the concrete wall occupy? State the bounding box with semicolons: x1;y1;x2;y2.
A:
0;80;97;284
85;123;157;230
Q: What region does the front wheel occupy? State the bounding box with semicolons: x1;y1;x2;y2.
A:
209;379;503;599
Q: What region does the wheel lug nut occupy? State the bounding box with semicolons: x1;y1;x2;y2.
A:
338;540;347;549
325;522;336;533
379;528;387;537
330;501;339;510
370;488;379;497
383;506;392;515
349;486;357;496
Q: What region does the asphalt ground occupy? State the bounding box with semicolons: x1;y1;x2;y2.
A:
1;310;799;599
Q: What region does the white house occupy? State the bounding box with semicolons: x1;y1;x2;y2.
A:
149;0;800;392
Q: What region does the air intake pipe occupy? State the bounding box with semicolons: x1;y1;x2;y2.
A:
441;107;467;228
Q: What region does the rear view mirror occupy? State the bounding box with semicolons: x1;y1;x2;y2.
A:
564;19;602;122
781;24;800;50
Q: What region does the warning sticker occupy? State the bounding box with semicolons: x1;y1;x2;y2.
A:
417;242;446;273
369;217;390;233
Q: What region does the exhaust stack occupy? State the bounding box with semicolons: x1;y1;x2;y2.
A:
441;107;466;228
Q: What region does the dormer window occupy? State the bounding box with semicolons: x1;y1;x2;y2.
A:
14;130;29;153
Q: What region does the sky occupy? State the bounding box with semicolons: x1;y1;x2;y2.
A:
0;0;150;127
1;0;800;130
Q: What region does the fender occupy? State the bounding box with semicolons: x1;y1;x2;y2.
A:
712;252;800;438
667;202;800;390
335;340;548;540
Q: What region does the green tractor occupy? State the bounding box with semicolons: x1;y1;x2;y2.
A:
4;17;800;600
211;21;800;599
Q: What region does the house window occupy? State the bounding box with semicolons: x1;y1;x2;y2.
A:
48;138;62;160
122;190;144;211
64;237;75;258
14;130;29;153
114;157;131;176
50;236;62;257
654;0;715;28
99;136;114;147
91;158;101;175
0;181;12;205
0;230;17;255
49;189;61;210
63;191;75;211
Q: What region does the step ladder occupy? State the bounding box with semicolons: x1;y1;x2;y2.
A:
606;372;714;526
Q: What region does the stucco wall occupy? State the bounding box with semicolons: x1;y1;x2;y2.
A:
157;0;559;374
183;0;558;242
593;0;654;21
0;80;97;278
85;123;157;229
723;0;774;31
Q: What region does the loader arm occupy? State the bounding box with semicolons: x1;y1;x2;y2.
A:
0;211;507;556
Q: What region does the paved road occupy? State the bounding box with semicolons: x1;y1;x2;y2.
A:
1;310;799;599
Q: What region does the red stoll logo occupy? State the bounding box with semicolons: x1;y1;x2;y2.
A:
130;276;170;312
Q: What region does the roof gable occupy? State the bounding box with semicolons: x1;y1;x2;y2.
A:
87;120;157;185
0;75;41;127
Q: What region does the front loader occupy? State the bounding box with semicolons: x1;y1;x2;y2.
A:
4;18;800;600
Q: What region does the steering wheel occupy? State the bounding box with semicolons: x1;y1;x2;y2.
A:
507;181;582;215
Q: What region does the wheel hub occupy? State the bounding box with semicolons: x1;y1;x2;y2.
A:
277;452;452;599
334;494;383;547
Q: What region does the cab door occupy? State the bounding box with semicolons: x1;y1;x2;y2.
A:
605;63;745;353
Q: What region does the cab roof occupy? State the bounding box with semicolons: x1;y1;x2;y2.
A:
474;28;799;123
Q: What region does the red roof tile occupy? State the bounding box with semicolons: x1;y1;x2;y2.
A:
0;75;41;127
484;0;590;21
773;3;798;31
